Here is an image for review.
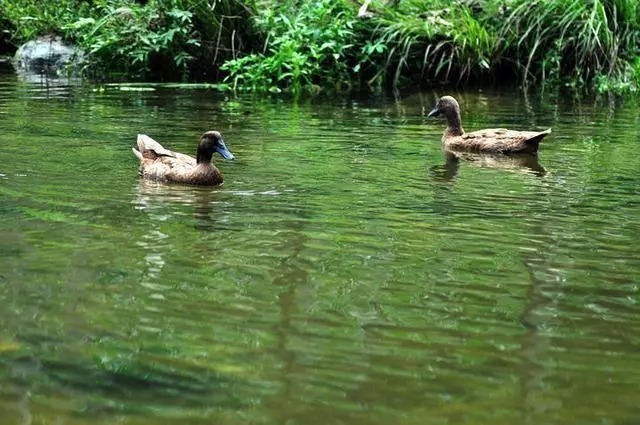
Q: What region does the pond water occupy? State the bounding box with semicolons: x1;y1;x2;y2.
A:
0;71;639;425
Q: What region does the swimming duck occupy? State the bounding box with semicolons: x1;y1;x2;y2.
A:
132;131;234;185
428;96;551;154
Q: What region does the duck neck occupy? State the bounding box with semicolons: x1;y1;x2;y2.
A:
445;113;464;137
196;151;213;164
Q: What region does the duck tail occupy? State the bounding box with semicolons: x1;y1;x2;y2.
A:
524;128;552;152
132;147;143;161
137;134;174;157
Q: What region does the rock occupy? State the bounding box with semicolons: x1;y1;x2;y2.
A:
13;35;82;76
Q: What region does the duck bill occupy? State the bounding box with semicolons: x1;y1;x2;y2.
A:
427;108;441;118
215;140;235;160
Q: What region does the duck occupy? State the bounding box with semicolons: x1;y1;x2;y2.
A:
428;96;551;154
132;131;234;185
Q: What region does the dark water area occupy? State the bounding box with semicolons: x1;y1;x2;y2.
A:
0;72;639;425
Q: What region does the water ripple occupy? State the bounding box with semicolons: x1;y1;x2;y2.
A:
0;77;639;424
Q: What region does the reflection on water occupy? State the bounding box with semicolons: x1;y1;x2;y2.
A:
133;180;229;297
133;179;226;229
1;72;640;425
430;150;547;182
13;72;81;100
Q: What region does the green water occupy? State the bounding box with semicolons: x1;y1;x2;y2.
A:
1;72;639;425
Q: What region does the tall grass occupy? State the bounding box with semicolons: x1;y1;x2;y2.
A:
359;0;640;91
500;0;640;87
365;1;496;88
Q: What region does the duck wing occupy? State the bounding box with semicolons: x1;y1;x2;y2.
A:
132;134;196;166
139;156;222;185
448;128;551;154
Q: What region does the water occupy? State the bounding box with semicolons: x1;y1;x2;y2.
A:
1;72;639;425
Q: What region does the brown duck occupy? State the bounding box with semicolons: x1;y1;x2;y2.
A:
132;131;234;185
428;96;551;154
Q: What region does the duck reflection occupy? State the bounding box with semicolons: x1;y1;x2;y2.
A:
133;179;223;231
132;181;225;293
430;150;547;182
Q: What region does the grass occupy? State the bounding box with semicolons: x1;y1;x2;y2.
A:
0;0;253;80
221;0;359;92
364;1;497;88
500;0;640;87
0;0;638;93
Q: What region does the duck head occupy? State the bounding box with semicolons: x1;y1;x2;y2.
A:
197;131;235;163
427;96;460;118
428;96;463;136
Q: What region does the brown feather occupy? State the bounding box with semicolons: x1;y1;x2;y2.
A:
429;96;551;154
132;133;227;186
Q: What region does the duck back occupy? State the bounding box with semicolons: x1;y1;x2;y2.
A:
445;128;551;154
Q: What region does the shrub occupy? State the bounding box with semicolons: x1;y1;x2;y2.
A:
0;0;90;43
221;0;359;92
2;0;639;93
364;1;497;88
63;0;199;80
0;0;253;81
500;0;640;87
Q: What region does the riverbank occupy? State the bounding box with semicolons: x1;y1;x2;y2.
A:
1;0;639;94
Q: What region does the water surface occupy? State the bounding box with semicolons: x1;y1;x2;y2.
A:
1;73;639;425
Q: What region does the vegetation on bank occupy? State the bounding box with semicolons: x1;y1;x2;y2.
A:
0;0;639;94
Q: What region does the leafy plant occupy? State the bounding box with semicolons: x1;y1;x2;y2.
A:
0;0;91;42
595;56;640;94
0;0;253;81
64;0;200;79
500;0;640;87
221;0;359;92
2;0;639;93
362;0;497;89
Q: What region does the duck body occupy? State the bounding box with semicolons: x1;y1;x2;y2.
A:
132;131;234;186
428;96;551;155
444;127;551;154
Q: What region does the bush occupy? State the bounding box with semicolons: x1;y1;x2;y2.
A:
1;0;639;93
363;1;497;88
0;0;253;81
64;1;199;80
500;0;640;87
221;0;359;92
0;0;90;42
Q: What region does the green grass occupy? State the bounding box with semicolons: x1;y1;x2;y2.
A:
364;1;497;88
221;0;359;93
0;0;253;80
1;0;638;93
500;0;640;87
